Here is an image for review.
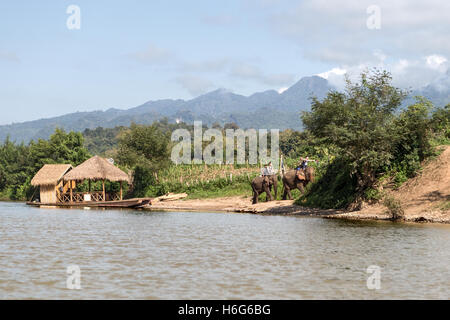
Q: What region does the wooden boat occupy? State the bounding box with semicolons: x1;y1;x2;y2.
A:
26;198;152;209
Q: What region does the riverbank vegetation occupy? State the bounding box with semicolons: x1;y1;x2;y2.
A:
296;69;450;210
0;129;90;200
0;69;448;208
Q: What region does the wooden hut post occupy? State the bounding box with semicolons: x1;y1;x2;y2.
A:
70;180;73;202
120;181;123;200
62;156;129;203
88;179;91;193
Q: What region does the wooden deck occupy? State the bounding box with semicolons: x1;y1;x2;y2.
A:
26;198;152;209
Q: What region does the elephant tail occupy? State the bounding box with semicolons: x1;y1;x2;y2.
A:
251;181;257;193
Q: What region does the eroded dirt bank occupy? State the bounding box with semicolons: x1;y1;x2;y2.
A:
332;146;450;223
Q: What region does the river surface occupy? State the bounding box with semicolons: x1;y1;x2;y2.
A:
0;202;449;299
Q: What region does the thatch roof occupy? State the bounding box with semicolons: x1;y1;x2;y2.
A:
63;156;129;183
31;164;73;186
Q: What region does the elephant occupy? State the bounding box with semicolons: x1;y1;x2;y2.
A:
251;174;278;204
282;167;315;200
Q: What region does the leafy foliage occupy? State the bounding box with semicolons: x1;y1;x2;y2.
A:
117;123;171;170
116;123;171;197
302;69;407;193
296;158;357;209
299;70;449;209
0;129;90;200
83;126;125;156
383;195;404;220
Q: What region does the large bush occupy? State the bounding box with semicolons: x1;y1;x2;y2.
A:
299;70;447;209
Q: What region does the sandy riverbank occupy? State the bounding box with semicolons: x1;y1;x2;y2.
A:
147;196;342;216
145;195;449;223
146;146;450;224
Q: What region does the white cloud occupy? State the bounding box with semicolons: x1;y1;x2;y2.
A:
393;59;410;72
132;44;173;64
267;0;450;65
425;54;447;70
180;58;231;73
373;50;387;63
316;54;449;90
317;67;347;79
230;62;294;86
175;75;215;96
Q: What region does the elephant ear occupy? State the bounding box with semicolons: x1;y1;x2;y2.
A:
305;167;315;182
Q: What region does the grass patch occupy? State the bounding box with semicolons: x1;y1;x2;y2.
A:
383;195;404;220
185;182;253;199
144;164;262;199
438;200;450;211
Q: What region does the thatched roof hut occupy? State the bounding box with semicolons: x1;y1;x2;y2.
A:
31;164;73;204
64;156;129;183
31;164;73;186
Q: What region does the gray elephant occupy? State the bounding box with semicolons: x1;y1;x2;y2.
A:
251;174;278;204
282;167;315;200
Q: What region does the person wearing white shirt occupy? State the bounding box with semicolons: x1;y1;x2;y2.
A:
261;161;275;176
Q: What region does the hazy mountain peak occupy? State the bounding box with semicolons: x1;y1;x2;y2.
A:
1;73;448;143
249;89;280;98
205;88;232;96
283;75;330;93
279;75;334;109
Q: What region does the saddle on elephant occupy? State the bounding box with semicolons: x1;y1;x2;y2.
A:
296;169;306;181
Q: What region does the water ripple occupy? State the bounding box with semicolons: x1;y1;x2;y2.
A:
0;203;449;299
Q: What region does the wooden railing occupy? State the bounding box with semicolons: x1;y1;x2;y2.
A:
58;191;122;203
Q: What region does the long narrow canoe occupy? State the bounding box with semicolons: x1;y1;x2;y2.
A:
26;198;152;209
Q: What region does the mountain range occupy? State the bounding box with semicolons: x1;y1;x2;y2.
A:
1;74;449;143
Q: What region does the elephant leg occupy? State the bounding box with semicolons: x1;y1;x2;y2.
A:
282;185;287;200
252;190;259;204
266;185;272;202
273;182;278;200
264;186;273;202
286;185;293;200
297;183;305;194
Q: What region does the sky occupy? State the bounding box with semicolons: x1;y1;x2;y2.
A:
0;0;449;125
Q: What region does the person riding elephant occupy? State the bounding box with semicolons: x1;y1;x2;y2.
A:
282;166;315;200
251;162;278;204
295;156;317;172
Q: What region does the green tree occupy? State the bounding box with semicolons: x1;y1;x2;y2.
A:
0;137;30;199
117;123;171;170
394;98;433;161
29;128;90;171
431;103;450;138
0;129;90;200
117;123;171;197
302;69;407;193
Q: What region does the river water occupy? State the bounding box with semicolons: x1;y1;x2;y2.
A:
0;202;449;299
